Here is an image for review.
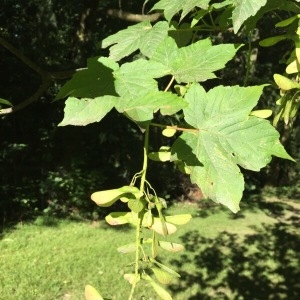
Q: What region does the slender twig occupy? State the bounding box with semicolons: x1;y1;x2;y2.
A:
164;76;175;92
128;124;150;300
0;36;75;115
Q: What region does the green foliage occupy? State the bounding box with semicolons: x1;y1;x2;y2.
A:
55;1;299;299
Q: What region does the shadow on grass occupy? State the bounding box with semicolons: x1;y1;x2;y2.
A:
169;198;300;299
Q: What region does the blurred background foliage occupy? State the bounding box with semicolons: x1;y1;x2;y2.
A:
0;0;299;227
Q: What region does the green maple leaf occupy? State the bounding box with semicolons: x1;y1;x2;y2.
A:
151;37;240;83
171;83;293;212
58;96;118;126
115;91;187;122
102;21;169;61
56;57;118;100
232;0;267;33
114;59;181;122
151;0;210;22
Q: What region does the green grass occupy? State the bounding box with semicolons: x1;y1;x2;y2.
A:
1;196;300;299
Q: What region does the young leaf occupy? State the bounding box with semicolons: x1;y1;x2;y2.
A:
150;0;210;23
102;21;169;61
58;96;117;126
171;83;294;213
232;0;267;33
56;57;118;100
85;285;104;300
170;39;239;83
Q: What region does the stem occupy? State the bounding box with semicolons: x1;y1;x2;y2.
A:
164;76;175;92
128;125;150;300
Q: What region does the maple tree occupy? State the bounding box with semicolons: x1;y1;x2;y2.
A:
54;0;299;299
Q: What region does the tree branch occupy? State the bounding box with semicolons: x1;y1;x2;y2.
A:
0;36;75;115
107;9;162;22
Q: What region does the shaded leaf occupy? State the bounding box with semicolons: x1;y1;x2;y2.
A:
56;57;118;100
58;96;117;126
0;98;13;106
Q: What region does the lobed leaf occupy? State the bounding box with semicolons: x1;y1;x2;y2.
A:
56;57;118;100
171;83;293;212
150;0;210;23
151;37;239;83
232;0;267;33
58;96;117;126
102;21;169;61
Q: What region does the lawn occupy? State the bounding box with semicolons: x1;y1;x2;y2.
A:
1;195;299;300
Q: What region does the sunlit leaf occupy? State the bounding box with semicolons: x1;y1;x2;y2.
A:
102;21;169;61
171;83;294;213
232;0;267;33
150;0;210;23
259;35;288;47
